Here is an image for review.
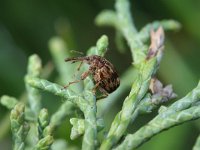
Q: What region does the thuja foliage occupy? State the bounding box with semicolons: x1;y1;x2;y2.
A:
1;0;200;150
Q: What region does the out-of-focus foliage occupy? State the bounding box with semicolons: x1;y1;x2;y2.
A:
0;0;200;150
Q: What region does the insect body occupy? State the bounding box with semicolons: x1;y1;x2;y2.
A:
64;55;120;96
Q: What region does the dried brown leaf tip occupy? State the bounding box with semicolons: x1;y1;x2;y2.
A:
64;55;120;98
147;26;165;59
149;78;177;104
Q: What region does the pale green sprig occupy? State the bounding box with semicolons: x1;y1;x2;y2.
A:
100;5;165;150
116;105;200;150
80;35;108;150
96;8;180;63
25;54;42;119
87;35;108;57
34;135;54;150
38;109;49;138
70;118;104;140
95;0;180;118
81;87;97;150
99;0;166;149
115;0;143;64
95;35;109;56
70;118;85;140
25;77;87;106
115;81;200;149
138;20;181;43
100;57;157;150
10;103;30;150
0;95;18;109
81;102;97;150
35;109;54;150
95;10;117;28
0;95;35;121
24;54;43;148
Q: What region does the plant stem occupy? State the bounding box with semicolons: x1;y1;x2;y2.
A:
81;93;97;150
99;1;167;149
116;105;200;150
115;0;144;64
26;77;98;150
26;77;81;105
80;35;109;150
115;81;200;149
100;57;157;150
25;54;42;119
10;103;30;150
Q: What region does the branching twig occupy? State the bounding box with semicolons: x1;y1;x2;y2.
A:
27;35;109;150
99;0;165;149
34;109;54;150
115;81;200;150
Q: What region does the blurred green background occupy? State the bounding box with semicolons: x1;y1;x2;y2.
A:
0;0;200;150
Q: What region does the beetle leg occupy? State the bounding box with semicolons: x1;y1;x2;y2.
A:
80;69;91;80
91;82;101;94
96;87;109;100
99;87;109;96
73;61;84;78
96;95;108;100
63;80;81;89
91;83;108;100
77;61;83;71
63;68;92;89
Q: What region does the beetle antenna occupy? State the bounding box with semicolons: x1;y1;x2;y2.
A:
65;57;86;63
70;50;84;55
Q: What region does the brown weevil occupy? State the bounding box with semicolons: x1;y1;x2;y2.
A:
64;55;120;97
